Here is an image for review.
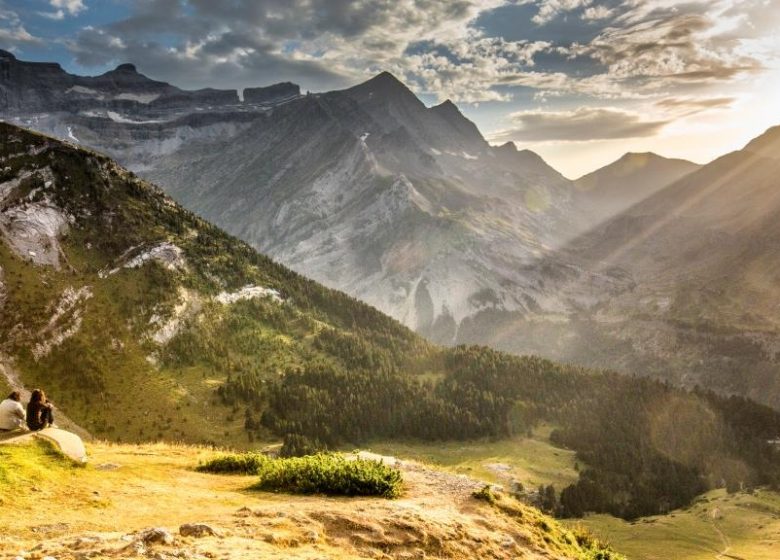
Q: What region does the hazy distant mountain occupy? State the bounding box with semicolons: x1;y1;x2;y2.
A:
575;152;700;223
473;126;780;409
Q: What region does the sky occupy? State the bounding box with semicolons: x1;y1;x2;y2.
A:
1;0;779;178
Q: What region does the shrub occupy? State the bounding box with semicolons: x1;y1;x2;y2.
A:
472;484;498;504
280;433;325;457
196;452;268;475
251;453;402;498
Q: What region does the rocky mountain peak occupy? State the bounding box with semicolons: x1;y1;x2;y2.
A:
0;48;16;60
348;70;418;104
114;63;138;73
430;99;468;123
495;141;518;153
431;98;458;112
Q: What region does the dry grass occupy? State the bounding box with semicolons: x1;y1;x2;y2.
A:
0;439;613;560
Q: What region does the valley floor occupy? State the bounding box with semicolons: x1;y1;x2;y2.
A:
580;489;780;560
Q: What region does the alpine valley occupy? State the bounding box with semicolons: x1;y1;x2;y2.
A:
4;48;780;413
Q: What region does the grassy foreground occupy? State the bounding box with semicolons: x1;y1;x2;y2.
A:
370;429;780;559
0;439;619;560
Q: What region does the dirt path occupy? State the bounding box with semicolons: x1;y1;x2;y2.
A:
710;513;747;560
0;353;92;440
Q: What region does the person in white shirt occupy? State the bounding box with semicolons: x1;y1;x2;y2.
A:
0;391;26;431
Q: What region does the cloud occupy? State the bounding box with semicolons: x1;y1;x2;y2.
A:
489;106;669;142
0;3;42;46
66;0;539;101
655;96;735;116
581;5;613;21
38;10;65;21
20;0;777;109
38;0;86;20
50;0;86;16
656;96;734;110
533;0;593;25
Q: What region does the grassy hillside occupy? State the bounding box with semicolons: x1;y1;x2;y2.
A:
0;122;431;447
0;439;622;560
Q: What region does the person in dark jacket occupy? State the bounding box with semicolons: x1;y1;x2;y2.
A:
26;389;55;431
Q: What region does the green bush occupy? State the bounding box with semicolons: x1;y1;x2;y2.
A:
196;452;268;475
472;484;498;504
252;453;402;498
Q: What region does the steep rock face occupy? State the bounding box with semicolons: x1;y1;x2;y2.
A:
243;82;300;104
127;74;616;342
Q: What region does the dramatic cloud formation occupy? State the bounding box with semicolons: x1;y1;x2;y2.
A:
0;0;778;176
490;107;669;142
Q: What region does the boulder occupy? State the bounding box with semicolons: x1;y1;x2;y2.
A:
179;523;218;538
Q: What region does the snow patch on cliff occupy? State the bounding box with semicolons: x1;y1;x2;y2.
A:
114;92;160;104
66;86;103;98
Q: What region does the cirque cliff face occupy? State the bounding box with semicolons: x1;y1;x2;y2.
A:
0;50;241;113
124;71;625;343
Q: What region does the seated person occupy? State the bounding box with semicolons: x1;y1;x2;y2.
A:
26;389;55;431
0;391;26;431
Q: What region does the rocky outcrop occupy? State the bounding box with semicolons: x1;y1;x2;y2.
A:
0;164;72;269
243;82;300;104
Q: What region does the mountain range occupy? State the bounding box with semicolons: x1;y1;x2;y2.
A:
5;50;780;410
